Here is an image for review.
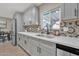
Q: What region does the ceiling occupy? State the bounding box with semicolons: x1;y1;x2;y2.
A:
0;3;42;19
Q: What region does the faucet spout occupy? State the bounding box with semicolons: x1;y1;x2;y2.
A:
46;23;50;34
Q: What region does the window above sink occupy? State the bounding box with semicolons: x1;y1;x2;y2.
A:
40;7;61;32
50;8;61;31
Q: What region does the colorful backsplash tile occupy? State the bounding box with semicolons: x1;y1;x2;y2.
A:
60;19;79;37
24;19;79;37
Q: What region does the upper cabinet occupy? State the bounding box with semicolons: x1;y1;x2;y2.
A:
23;6;38;26
64;3;77;19
61;3;65;19
77;3;79;18
61;3;78;20
14;12;24;32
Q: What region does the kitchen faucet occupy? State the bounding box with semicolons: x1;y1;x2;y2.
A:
46;23;50;34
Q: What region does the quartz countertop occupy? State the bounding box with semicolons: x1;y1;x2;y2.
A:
18;32;79;49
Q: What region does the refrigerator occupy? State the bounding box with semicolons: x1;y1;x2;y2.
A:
11;18;17;45
11;12;24;46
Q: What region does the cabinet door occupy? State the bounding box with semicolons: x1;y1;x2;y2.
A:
23;6;38;25
26;37;33;54
39;43;56;56
64;3;77;19
20;35;24;48
61;3;65;19
17;34;20;45
31;7;38;25
30;39;40;56
39;44;50;56
57;49;70;56
77;3;79;18
22;35;28;50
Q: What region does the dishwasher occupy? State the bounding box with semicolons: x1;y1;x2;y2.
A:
56;44;79;56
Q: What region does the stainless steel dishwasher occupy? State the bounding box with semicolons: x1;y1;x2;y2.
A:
56;44;79;56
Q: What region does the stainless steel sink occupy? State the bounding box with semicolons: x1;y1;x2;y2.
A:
36;34;54;38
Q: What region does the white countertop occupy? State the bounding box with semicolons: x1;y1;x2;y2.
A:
18;32;79;49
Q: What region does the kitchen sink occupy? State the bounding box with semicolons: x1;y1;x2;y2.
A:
36;34;54;38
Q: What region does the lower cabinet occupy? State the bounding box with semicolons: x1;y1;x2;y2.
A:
23;35;29;50
17;33;56;56
39;43;56;56
17;34;79;56
17;34;23;47
31;40;40;56
17;34;20;45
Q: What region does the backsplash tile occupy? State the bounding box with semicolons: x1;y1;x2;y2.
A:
24;25;41;32
60;19;79;37
24;19;79;37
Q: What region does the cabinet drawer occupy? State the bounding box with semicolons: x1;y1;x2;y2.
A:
39;43;56;56
39;39;56;47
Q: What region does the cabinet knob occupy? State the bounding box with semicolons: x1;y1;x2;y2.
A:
24;40;27;44
37;47;41;54
74;8;77;16
19;38;20;41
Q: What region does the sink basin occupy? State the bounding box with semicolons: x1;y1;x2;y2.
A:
36;34;54;38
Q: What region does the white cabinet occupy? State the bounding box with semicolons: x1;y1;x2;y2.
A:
65;3;77;19
23;6;38;25
17;34;21;45
17;34;23;47
57;49;70;56
20;35;24;48
25;36;31;51
61;3;65;19
77;3;79;18
31;39;40;56
22;35;27;50
17;33;56;56
30;39;56;56
61;3;78;20
39;43;56;56
31;7;38;25
14;12;24;32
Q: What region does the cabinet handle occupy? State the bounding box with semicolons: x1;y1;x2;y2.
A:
37;47;39;53
24;40;27;44
75;8;77;16
37;47;41;54
19;38;20;41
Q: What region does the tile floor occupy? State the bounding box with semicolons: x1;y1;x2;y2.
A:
0;41;28;56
